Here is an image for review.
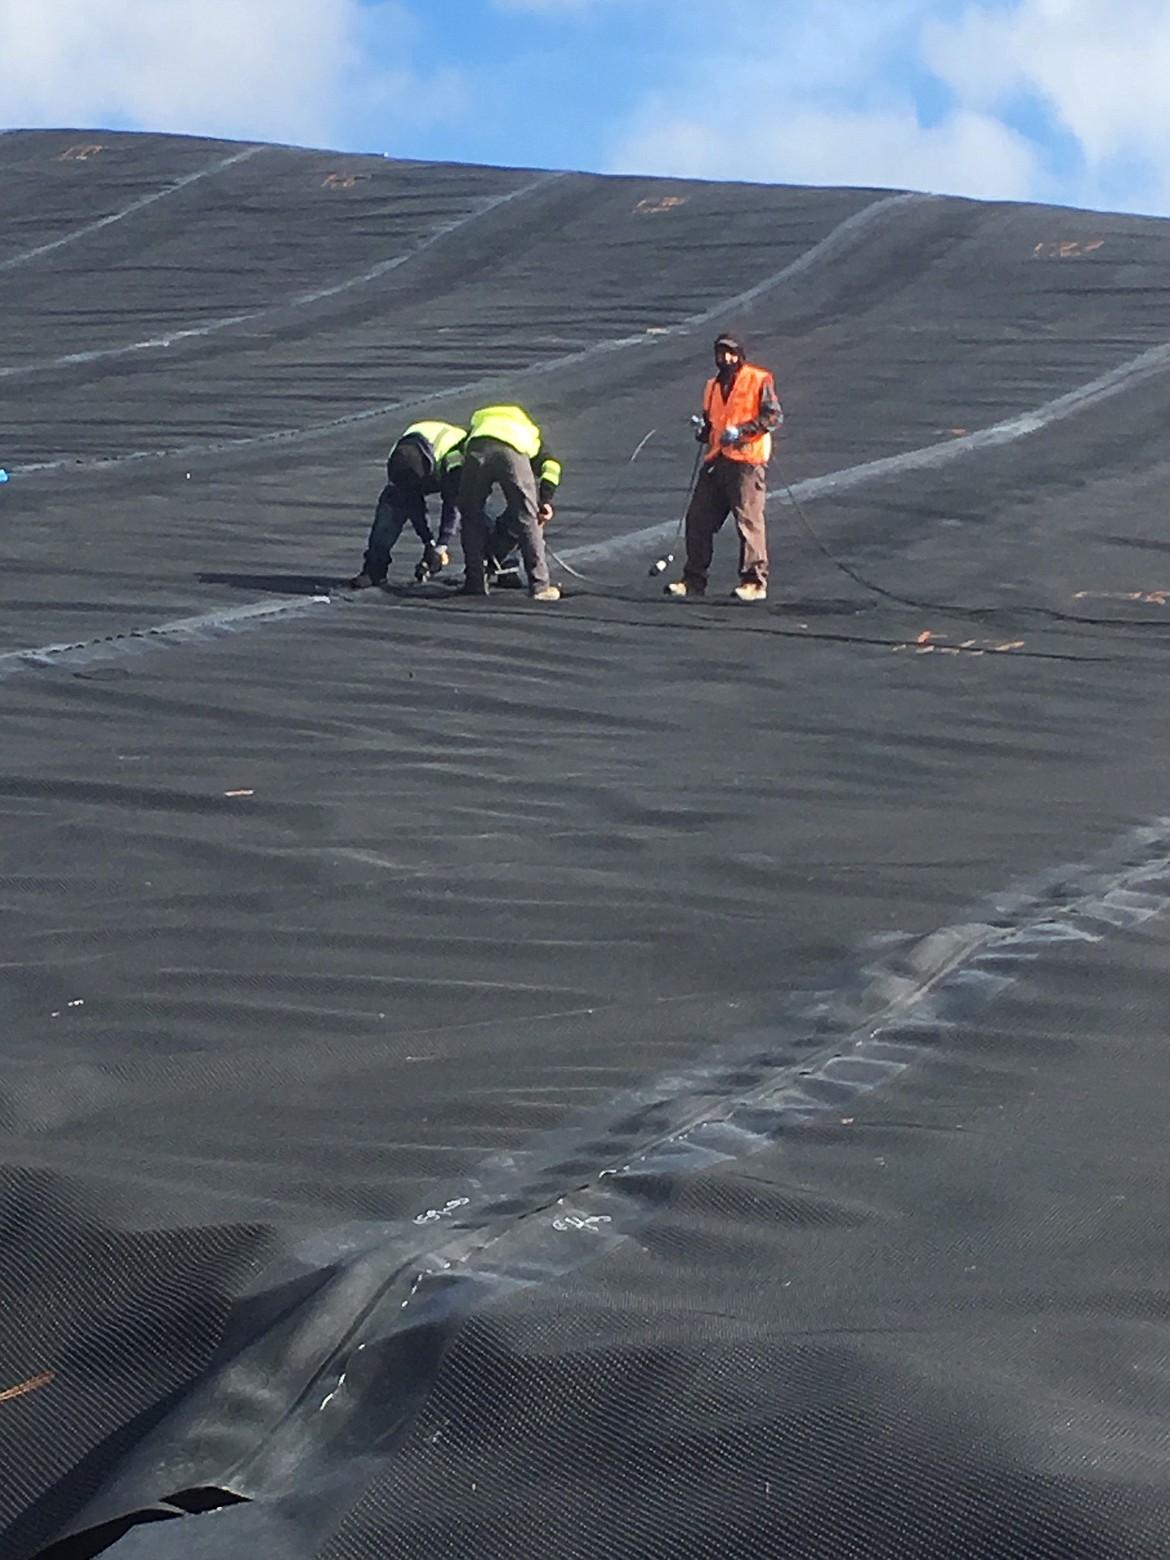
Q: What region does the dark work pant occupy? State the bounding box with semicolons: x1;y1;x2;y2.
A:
487;508;521;568
457;437;549;593
682;456;769;590
360;441;436;580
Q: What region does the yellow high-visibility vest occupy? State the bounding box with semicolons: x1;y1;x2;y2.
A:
466;406;543;460
401;420;466;470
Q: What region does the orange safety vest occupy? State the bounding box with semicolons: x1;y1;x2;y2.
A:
703;363;774;465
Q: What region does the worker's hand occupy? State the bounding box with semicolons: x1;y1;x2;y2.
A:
721;424;741;446
538;502;554;526
691;414;708;443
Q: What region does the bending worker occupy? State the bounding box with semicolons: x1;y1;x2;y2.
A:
349;419;466;589
458;405;563;601
665;333;782;602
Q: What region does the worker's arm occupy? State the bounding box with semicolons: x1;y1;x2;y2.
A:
535;448;562;515
734;375;782;440
438;459;462;532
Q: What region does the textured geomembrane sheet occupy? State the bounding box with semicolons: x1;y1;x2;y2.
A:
3;130;1170;1558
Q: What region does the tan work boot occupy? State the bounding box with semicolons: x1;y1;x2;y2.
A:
531;584;561;602
664;580;704;598
733;580;767;602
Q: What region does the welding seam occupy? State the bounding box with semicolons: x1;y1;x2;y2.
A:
0;171;563;381
11;189;924;473
53;821;1170;1519
6;193;1167;670
0;146;268;275
280;830;1170;1288
563;338;1170;567
0;595;331;680
0;318;1150;677
400;825;1170;1287
202;822;1170;1502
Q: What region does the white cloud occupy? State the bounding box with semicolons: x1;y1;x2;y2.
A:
926;0;1170;158
604;0;1170;215
605;1;1043;205
614;101;1039;202
925;0;1170;209
0;0;462;149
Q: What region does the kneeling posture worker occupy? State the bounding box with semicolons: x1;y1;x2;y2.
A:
457;405;562;600
666;333;782;602
350;419;466;589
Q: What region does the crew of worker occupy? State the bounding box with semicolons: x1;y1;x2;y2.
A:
348;335;781;605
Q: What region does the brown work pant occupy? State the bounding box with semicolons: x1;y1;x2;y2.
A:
682;456;768;591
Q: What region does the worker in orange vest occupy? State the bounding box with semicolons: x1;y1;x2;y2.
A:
665;333;782;602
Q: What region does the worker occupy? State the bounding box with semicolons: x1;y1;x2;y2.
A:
457;405;562;600
349;419;466;589
665;333;782;602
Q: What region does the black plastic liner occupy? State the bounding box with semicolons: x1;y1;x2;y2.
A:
3;129;1170;1558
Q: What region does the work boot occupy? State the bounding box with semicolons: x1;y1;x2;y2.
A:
664;579;704;598
733;580;767;602
530;584;561;602
349;571;381;590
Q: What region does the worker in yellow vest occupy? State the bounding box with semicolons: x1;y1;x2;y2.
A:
457;405;563;601
349;420;466;589
665;334;782;602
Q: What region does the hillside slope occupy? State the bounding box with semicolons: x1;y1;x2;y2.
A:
3;130;1170;1560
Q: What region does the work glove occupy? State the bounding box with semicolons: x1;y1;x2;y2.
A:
721;425;741;446
691;414;708;443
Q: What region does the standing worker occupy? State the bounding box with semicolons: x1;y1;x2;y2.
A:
349;419;466;589
665;334;782;602
458;405;563;600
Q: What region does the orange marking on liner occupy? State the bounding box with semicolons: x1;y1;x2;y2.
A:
0;1371;55;1404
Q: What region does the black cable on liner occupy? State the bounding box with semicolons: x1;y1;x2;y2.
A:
547;428;659;584
775;466;1170;632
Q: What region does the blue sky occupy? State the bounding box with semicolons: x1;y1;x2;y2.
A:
2;0;1169;217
